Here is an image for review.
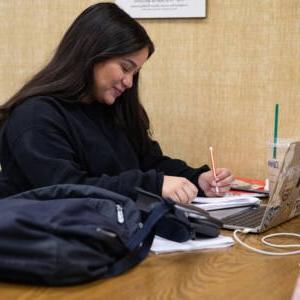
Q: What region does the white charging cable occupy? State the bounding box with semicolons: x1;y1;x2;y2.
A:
233;229;300;256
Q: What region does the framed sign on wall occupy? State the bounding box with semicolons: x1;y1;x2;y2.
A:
115;0;206;19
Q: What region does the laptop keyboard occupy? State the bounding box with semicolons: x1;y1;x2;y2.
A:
222;206;266;228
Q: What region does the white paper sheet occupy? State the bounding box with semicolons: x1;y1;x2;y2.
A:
151;235;234;254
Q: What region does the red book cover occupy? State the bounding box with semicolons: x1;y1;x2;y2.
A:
230;177;268;197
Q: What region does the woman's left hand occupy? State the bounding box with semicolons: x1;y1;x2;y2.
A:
198;168;234;197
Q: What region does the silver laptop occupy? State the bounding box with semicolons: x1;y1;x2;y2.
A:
210;141;300;233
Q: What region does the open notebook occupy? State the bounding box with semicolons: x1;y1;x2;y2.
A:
192;195;261;211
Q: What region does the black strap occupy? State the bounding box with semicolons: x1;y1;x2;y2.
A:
104;202;171;278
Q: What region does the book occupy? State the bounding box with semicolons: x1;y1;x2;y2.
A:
230;177;269;196
151;235;234;254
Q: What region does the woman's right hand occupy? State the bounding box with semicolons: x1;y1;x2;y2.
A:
162;175;198;204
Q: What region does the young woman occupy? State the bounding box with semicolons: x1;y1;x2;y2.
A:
0;3;233;202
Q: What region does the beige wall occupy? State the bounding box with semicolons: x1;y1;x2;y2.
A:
1;0;300;180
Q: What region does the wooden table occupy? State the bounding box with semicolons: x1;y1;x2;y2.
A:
1;217;299;300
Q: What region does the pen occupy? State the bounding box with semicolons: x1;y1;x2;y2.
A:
209;146;219;194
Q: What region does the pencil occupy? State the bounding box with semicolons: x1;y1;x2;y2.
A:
209;146;219;194
273;103;279;159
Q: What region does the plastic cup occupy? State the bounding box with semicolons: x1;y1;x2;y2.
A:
267;138;293;195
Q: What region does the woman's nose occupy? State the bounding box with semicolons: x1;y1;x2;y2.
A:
122;73;133;89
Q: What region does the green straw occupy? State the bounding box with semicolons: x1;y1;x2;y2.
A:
273;103;279;159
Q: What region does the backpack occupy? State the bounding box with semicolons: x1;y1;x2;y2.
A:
0;184;221;286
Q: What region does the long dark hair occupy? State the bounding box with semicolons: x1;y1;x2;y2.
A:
0;2;154;154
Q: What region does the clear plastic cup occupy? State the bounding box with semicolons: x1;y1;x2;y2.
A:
267;138;293;195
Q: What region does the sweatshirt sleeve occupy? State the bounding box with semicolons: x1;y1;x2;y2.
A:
7;127;163;200
140;140;210;196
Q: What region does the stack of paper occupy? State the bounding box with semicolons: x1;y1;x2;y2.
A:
192;196;261;211
151;235;234;254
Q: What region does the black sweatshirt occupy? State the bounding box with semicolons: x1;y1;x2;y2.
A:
0;96;209;199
